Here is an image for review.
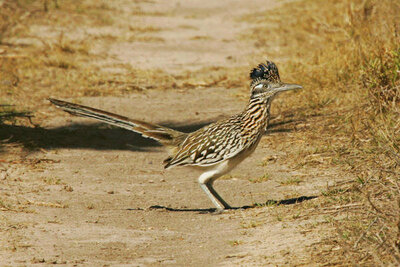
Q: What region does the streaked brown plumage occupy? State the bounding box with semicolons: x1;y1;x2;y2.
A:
49;60;302;211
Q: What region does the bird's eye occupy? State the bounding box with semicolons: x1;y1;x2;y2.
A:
254;84;263;90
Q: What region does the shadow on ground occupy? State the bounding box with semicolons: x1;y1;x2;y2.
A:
0;117;299;153
128;195;318;214
0;120;212;152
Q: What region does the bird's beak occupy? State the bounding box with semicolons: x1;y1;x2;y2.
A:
272;83;302;93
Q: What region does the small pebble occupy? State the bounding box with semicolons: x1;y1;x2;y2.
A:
63;185;73;192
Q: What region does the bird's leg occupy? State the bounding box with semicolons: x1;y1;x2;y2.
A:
199;183;225;211
198;170;232;211
205;181;232;209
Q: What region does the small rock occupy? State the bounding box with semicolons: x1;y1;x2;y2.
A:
31;258;45;263
0;171;8;180
63;185;73;192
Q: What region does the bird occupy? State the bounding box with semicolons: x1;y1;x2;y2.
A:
49;60;302;211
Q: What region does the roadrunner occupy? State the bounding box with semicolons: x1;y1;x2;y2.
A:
49;61;302;211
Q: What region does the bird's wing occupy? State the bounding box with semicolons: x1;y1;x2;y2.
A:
163;117;247;168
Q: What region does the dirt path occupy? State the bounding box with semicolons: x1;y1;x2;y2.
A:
1;0;345;265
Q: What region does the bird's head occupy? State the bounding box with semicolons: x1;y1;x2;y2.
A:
249;61;302;100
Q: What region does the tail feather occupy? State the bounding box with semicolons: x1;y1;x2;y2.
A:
48;98;186;146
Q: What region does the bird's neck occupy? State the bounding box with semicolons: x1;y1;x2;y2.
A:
242;97;271;132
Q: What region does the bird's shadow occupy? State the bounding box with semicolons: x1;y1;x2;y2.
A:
0;120;211;153
127;195;318;214
0;115;301;153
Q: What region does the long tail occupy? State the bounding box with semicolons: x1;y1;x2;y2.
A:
48;98;186;147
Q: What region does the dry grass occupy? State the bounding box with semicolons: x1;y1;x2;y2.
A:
249;173;271;183
280;177;302;186
0;1;248;124
242;0;400;264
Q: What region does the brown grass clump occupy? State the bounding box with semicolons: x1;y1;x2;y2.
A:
243;0;400;264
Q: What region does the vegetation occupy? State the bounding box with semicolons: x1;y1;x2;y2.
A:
243;0;400;264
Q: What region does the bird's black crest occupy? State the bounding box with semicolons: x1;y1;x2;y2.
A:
250;61;281;83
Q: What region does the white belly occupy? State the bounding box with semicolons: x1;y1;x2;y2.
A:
196;136;261;184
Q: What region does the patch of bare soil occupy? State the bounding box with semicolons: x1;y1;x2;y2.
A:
1;0;349;265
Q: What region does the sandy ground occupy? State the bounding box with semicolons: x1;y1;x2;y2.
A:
1;0;346;266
